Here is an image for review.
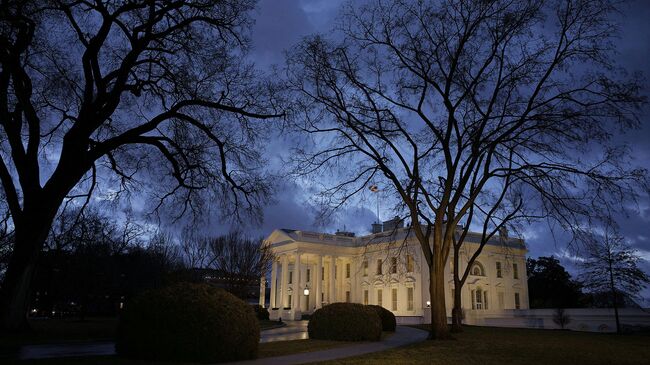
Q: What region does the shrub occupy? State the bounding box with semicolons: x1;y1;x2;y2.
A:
308;303;381;341
366;305;396;332
252;304;270;320
116;282;259;363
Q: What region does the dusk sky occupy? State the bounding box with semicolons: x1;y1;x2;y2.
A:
224;0;650;302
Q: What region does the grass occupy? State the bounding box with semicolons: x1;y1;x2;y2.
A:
0;317;118;348
3;338;356;365
312;325;650;365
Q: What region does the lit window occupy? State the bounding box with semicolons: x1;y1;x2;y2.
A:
377;289;383;307
391;257;397;274
391;288;398;311
496;262;502;278
346;263;350;278
407;287;414;311
364;290;369;305
363;260;368;276
513;263;519;279
377;259;383;275
407;254;414;273
515;293;521;309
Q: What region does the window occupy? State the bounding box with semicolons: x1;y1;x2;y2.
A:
376;259;383;275
496;262;502;278
335;265;337;279
390;257;397;274
407;287;414;311
498;292;504;309
289;271;293;284
407;254;414;273
363;260;368;276
307;268;311;282
322;266;325;279
321;292;324;302
391;288;398;311
364;290;369;305
473;289;483;310
471;262;484;276
287;294;292;308
346;291;351;303
377;289;383;307
515;293;521;309
483;291;488;310
513;263;519;279
346;263;350;278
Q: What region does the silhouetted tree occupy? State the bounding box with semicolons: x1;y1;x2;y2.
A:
527;256;584;309
208;232;274;299
579;227;650;334
0;0;283;330
287;0;646;338
553;308;571;330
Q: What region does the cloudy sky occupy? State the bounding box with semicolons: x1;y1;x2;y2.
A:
233;0;650;302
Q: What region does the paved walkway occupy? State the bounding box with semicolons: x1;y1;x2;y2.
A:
224;325;429;365
261;320;309;343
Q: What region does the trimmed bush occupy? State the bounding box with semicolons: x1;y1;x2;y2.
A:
252;304;270;320
308;303;381;341
366;305;396;332
116;283;259;363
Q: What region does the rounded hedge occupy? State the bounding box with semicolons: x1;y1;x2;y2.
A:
308;303;381;341
366;305;396;332
116;283;259;363
252;304;270;320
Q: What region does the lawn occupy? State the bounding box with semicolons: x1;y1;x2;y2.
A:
313;325;650;365
3;339;355;364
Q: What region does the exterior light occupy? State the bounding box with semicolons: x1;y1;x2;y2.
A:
426;301;431;308
304;287;310;296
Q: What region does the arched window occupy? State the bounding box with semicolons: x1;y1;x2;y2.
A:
471;262;485;276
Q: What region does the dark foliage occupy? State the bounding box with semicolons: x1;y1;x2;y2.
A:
366;305;396;332
308;303;381;341
553;308;571;329
527;256;585;308
116;283;259;363
252;304;269;321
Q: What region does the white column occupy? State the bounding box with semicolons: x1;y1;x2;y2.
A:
270;260;278;308
315;255;323;308
280;254;288;308
329;256;336;303
259;275;266;307
294;252;302;311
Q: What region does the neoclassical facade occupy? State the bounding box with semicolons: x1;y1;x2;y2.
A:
261;223;529;323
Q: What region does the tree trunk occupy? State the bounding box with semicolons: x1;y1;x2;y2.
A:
451;277;463;333
0;210;56;332
451;251;463;333
428;261;450;340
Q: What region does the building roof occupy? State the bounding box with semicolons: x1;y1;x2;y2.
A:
268;227;526;250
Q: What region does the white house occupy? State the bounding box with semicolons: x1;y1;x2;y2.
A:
261;219;530;324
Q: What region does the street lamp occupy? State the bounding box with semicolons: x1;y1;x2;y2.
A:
426;300;431;308
304;287;310;296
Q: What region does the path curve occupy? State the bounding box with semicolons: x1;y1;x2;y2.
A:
223;325;429;365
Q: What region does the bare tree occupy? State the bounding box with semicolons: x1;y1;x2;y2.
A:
0;0;284;330
578;226;650;334
287;0;646;339
208;231;274;299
